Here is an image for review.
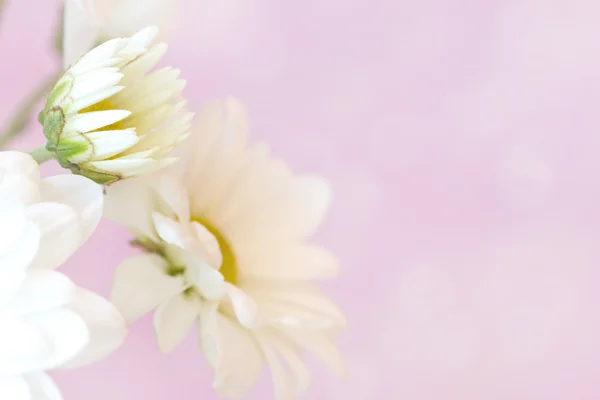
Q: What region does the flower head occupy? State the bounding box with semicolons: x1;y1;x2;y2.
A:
40;26;191;185
107;98;345;399
0;151;127;398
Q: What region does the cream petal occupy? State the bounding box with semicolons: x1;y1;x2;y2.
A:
38;174;103;245
233;176;332;239
245;282;346;328
155;175;190;222
68;37;123;75
197;301;220;367
153;293;200;353
1;271;75;316
103;178;157;239
60;287;127;369
236;243;340;280
207;312;263;399
189;222;223;269
111;253;185;323
23;373;62;400
26;203;81;271
283;330;346;379
255;334;294;400
258;329;311;396
223;283;259;328
181;256;225;300
0;376;30;399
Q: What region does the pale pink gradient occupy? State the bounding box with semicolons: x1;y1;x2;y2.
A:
2;0;600;399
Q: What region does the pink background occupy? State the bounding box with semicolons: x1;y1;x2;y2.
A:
2;0;600;398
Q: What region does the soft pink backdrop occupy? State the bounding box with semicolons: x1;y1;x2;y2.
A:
2;0;600;399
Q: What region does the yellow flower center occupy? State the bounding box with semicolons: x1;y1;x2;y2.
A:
79;99;126;131
193;217;238;285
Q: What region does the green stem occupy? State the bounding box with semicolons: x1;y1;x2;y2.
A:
30;146;54;164
0;74;58;149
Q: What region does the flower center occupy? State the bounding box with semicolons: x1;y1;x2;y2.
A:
79;99;126;131
193;217;238;285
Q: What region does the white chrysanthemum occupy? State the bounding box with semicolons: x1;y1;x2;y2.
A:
63;0;177;67
107;98;345;400
40;26;191;185
0;151;127;399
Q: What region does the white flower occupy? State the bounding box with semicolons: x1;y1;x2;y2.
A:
40;26;191;185
107;98;345;399
63;0;177;67
0;151;127;399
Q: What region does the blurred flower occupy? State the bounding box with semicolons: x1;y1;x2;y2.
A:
63;0;177;67
0;151;127;398
39;26;191;185
107;98;345;399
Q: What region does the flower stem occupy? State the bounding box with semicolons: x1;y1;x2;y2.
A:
30;146;54;164
0;74;57;149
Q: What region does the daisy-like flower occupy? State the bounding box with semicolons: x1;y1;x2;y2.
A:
107;98;345;399
39;26;191;185
63;0;177;67
0;151;127;398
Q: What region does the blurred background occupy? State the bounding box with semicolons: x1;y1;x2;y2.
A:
3;0;600;399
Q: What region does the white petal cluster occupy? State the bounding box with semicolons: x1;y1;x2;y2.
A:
0;151;127;399
107;99;345;400
40;26;191;184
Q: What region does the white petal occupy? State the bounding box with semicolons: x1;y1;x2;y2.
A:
197;301;219;367
152;212;185;247
111;253;185;323
87;158;155;177
153;293;200;353
23;373;62;400
38;174;104;245
0;314;52;376
69;37;123;75
0;192;27;254
0;376;30;399
60;287;127;369
0;221;40;303
71;85;124;112
224;283;259;328
23;308;90;370
0;151;40;181
87;129;139;159
1;271;75;316
70;71;123;100
69;110;131;133
0;173;40;205
26;202;80;271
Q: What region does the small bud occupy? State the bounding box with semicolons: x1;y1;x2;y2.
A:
39;26;192;185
